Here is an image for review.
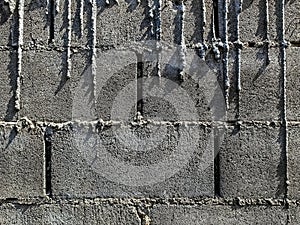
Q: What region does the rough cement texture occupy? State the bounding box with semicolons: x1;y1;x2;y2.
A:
239;47;281;121
0;0;299;223
0;124;45;199
219;124;285;198
289;206;300;225
226;48;238;120
285;0;300;42
141;49;224;122
0;2;17;46
54;0;92;47
150;205;287;224
96;1;151;46
239;0;268;42
95;49;137;121
183;0;214;46
0;50;17;121
20;50;73;121
23;0;50;47
287;125;300;199
0;203;140;224
286;47;300;121
51;123;214;198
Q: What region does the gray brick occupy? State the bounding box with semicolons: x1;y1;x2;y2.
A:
0;3;17;46
0;125;45;199
54;0;92;47
227;0;239;42
0;203;140;224
20;49;91;122
161;1;213;46
0;50;17;121
0;204;19;225
286;47;300;121
219;125;285;198
267;0;278;42
96;1;152;47
213;0;278;43
52;123;214;198
239;47;281;121
23;0;50;47
141;49;225;122
70;49;95;120
226;48;239;121
239;0;268;42
20;50;70;121
94;48;137;121
150;205;287;225
285;0;300;42
160;1;177;46
287;125;300;199
234;206;287;224
183;0;214;45
289;206;300;225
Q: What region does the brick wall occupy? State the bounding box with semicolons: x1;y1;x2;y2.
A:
0;0;299;224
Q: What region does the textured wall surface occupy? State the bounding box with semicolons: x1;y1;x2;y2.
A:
0;0;299;224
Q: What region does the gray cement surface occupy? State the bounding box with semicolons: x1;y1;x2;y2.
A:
0;0;299;223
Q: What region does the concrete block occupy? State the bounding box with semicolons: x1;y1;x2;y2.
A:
227;0;239;42
183;0;214;45
20;49;92;122
0;204;19;225
20;50;72;121
96;1;152;47
224;47;239;121
54;0;93;47
51;123;214;198
23;0;50;47
141;75;213;121
0;2;17;46
234;206;287;224
0;50;17;121
239;0;268;42
267;0;279;42
289;206;300;225
160;1;177;46
287;125;300;199
286;47;300;121
70;49;96;121
150;205;236;225
219;124;285;198
149;205;287;225
239;47;281;121
0;203;140;224
161;0;213;46
141;49;225;122
285;0;300;42
94;48;137;121
212;0;279;42
0;125;45;199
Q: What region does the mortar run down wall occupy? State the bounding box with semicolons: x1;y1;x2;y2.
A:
0;0;299;224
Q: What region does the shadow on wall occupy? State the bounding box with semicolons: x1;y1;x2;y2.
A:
95;0;154;41
25;0;52;41
0;0;14;25
0;0;17;46
285;0;299;40
276;126;287;198
189;0;207;44
242;0;267;40
5;51;18;121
